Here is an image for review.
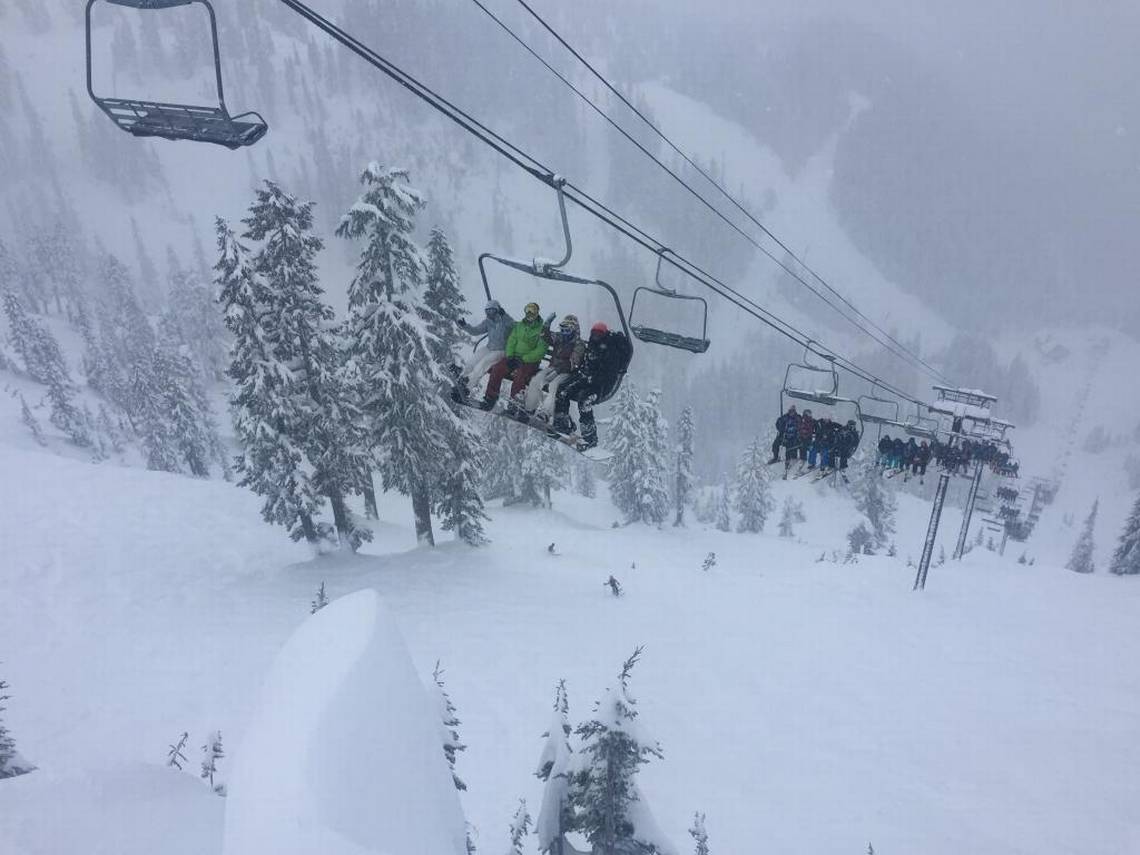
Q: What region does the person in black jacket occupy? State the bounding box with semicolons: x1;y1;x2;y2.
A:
551;322;632;449
769;405;800;465
836;419;860;470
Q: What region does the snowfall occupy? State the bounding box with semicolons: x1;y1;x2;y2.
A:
2;372;1140;854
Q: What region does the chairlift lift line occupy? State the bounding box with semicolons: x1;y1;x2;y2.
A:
85;0;953;414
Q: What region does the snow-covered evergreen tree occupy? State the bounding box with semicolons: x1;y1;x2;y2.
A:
575;459;597;498
714;487;731;532
608;383;670;525
160;260;229;382
520;428;567;509
18;393;46;446
673;406;695;527
733;438;773;533
847;522;874;555
336;163;461;546
777;496;799;538
220;181;369;549
0;674;34;779
567;648;667;855
536;680;573;855
853;462;897;549
200;730;225;794
421;224;488;543
506;799;532;855
431;661;467;791
689;813;710;855
1066;499;1098;574
310;581;328;614
1108;493;1140;576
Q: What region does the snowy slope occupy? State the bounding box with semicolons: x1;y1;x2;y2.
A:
1;443;1139;854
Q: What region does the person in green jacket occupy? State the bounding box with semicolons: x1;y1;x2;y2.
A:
479;301;555;411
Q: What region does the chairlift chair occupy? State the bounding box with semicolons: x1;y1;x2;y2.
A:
856;382;902;440
779;343;863;438
86;0;268;149
477;178;632;406
627;249;710;354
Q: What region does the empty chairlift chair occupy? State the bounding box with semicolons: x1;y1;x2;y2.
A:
85;0;267;149
628;249;711;354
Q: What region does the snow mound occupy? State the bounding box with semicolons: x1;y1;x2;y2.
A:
0;765;223;855
223;589;467;855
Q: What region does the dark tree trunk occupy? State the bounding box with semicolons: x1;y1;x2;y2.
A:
411;480;434;546
299;511;318;544
362;473;378;520
327;488;356;552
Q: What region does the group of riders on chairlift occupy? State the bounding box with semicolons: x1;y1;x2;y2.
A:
769;405;861;476
448;299;632;451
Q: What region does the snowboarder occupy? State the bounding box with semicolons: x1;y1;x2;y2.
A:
551;322;632;450
522;314;584;420
796;408;816;464
479;302;555;413
452;299;514;401
768;405;799;464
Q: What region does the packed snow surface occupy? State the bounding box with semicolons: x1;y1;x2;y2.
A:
1;443;1139;854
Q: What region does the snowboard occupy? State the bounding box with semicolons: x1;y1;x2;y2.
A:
456;398;613;461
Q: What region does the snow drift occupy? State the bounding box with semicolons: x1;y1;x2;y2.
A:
222;589;467;855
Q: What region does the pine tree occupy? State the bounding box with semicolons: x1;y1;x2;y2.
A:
607;383;670;524
673;406;695;526
506;799;533;855
1066;499;1098;574
689;812;710;855
733;437;774;533
567;648;664;855
535;681;574;855
219;182;368;549
200;730;225;794
847;522;875;555
166;731;189;770
715;486;731;532
1108;493;1140;576
310;581;328;614
854;462;897;549
336;163;461;546
431;661;467;791
421;225;488;543
0;673;33;778
160;261;229;382
575;459;597;498
18;393;47;446
520;428;567;509
778;496;799;538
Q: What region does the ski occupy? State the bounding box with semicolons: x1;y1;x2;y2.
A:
455;397;612;460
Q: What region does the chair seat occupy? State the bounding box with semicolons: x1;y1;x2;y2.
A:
99;97;267;150
631;325;709;354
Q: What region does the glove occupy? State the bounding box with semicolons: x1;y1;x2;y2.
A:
544;311;556;328
457;318;468;329
506;357;521;372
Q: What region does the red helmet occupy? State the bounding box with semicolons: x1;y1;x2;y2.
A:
590;321;609;336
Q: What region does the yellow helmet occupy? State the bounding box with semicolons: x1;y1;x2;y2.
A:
524;302;540;318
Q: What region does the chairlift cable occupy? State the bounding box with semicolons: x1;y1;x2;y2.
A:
271;0;929;411
503;0;951;385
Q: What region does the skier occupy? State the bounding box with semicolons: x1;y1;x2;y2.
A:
890;436;905;470
796;408;816;464
904;437;920;474
551;321;632;450
768;405;800;464
877;433;893;468
522;314;584;420
836;419;860;470
915;440;932;480
479;302;554;413
452;299;514;401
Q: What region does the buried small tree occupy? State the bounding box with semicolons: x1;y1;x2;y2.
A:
0;673;34;778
